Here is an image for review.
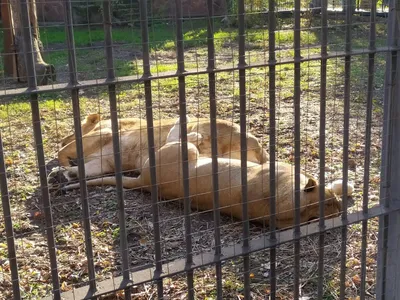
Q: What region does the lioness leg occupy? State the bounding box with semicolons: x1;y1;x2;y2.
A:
48;156;115;189
62;175;144;190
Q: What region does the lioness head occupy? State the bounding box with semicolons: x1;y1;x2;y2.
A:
301;178;343;223
273;176;344;229
59;113;101;147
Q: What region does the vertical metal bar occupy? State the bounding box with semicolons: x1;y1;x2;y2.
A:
339;0;353;298
19;0;61;298
32;93;61;299
360;1;376;299
206;1;223;299
103;1;132;298
268;0;277;298
63;0;77;86
174;0;194;297
293;0;301;298
317;0;328;298
376;0;400;298
0;133;21;300
64;0;97;293
139;0;164;298
238;0;250;298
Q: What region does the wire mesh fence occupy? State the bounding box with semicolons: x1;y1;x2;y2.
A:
0;0;400;299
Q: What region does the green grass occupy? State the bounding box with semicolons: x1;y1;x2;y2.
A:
40;25;308;79
1;17;389;82
0;14;388;300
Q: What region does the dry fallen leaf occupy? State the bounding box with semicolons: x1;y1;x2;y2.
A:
5;157;13;166
352;274;361;286
32;211;43;219
61;281;69;292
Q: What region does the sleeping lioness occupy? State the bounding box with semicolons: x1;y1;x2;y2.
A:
53;114;268;183
57;116;343;229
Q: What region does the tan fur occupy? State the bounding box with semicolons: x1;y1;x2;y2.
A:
61;128;342;229
57;114;269;178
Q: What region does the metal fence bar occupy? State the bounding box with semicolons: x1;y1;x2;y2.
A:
293;0;302;298
50;204;400;300
3;1;398;299
237;0;251;298
102;1;132;298
268;0;277;297
206;1;223;299
339;0;353;297
139;0;164;297
378;47;400;300
63;0;97;293
174;0;194;297
376;0;400;298
0;133;21;300
317;0;328;297
19;0;61;297
360;0;377;298
2;47;398;99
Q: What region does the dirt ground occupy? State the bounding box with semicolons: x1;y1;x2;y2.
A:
0;15;387;300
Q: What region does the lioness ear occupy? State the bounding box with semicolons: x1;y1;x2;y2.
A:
85;114;101;124
304;178;317;192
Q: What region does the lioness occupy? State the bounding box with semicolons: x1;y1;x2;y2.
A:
56;113;269;179
58;117;343;228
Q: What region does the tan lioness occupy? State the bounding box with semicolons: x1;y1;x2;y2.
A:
59;117;343;229
56;114;269;179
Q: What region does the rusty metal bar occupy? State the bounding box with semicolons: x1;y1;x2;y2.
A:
268;0;277;296
0;132;21;299
360;0;377;298
19;0;61;297
139;0;164;297
102;0;132;298
237;0;251;298
64;0;97;293
317;0;328;297
293;0;302;297
339;0;353;297
206;0;223;298
376;0;400;298
174;0;195;296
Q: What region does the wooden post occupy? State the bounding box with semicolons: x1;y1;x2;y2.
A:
1;0;18;79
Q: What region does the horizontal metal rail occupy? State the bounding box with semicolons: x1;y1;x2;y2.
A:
1;46;397;100
43;203;400;300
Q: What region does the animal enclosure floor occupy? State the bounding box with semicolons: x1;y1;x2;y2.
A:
0;15;386;299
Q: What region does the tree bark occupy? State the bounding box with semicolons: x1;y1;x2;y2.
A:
8;0;56;85
359;0;371;10
342;0;356;13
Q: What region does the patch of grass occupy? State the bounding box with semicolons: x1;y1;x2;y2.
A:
0;13;389;300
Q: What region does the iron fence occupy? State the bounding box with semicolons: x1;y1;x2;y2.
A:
1;0;400;299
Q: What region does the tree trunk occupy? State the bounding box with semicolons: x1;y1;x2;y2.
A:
342;0;356;13
359;0;370;9
8;0;56;85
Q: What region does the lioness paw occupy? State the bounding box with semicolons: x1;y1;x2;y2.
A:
47;166;77;190
328;179;354;197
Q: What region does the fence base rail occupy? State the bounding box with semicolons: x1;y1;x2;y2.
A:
42;203;400;300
